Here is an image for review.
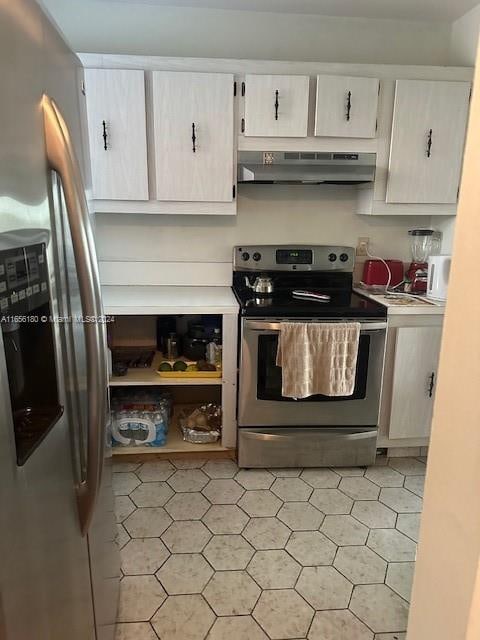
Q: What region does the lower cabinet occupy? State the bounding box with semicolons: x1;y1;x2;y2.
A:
380;320;443;445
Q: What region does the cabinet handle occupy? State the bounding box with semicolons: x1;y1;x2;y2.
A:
102;120;108;150
274;90;279;120
192;122;196;153
346;91;352;121
426;128;433;158
428;372;435;397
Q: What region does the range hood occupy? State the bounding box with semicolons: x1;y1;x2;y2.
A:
238;151;376;185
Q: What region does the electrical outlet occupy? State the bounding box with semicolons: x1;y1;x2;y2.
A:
356;237;370;257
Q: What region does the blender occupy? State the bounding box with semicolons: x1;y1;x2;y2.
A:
406;229;441;293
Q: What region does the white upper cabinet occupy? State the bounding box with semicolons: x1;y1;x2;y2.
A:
314;75;379;138
84;69;149;201
152;71;234;202
243;74;309;137
389;326;442;440
387;79;471;204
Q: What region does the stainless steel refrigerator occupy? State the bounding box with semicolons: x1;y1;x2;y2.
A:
0;1;119;638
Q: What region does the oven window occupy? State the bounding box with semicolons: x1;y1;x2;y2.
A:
257;333;370;402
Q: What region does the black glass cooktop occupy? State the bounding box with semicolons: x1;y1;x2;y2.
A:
233;271;386;318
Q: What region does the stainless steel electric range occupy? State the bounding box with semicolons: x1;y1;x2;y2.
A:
232;245;388;469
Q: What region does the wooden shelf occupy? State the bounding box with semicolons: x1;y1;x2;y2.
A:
112;405;232;458
110;351;223;387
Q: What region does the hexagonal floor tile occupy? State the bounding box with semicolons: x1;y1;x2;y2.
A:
270;468;302;477
116;523;130;549
206;616;268;640
404;475;425;497
161;521;211;553
203;571;261;616
388;457;426;476
151;595;215;640
247;550;301;589
253;589;314;639
285;531;337;566
237;490;282;516
113;460;141;473
309;489;353;514
137;460;175;482
172;459;207;469
115;622;158;640
235;469;274;490
277;502;324;531
300;468;340;489
339;477;380;501
386;562;415;602
202;504;249;534
379;488;422;513
124;507;172;538
156;553;213;595
113;472;141;496
203;534;254;570
351;500;396;529
296;566;353;610
350;584;409;633
321;515;368;546
334;545;386;584
374;634;406;640
332;467;365;476
130;482;174;508
308;610;373;640
364;466;404;488
202;479;244;504
242;517;291;550
203;459;238;478
167;469;209;492
271;477;312;502
165;492;210;520
121;538;170;575
367;529;416;562
117;575;167;622
115;495;136;523
396;513;421;542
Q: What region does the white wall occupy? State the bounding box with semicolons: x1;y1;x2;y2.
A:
42;0;451;65
94;185;428;265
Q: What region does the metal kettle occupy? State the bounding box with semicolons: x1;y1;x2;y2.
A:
244;275;274;295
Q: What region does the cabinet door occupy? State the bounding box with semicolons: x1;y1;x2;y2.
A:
84;69;149;200
315;75;379;138
152;71;234;202
387;80;470;204
244;74;309;137
389;327;442;440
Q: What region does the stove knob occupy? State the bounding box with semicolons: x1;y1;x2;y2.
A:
328;253;337;262
253;252;262;262
340;253;349;262
241;252;250;261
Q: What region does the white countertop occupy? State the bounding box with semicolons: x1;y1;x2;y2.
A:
354;287;446;316
102;285;239;315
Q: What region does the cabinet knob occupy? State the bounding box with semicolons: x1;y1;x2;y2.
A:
192;122;196;153
274;90;279;121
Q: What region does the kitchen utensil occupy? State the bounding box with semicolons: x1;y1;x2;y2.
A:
244;275;274;295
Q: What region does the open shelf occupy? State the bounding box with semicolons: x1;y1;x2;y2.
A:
112;405;231;457
110;351;223;387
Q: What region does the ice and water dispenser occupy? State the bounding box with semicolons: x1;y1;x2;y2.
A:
0;236;62;465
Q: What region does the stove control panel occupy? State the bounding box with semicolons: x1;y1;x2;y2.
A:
233;245;355;272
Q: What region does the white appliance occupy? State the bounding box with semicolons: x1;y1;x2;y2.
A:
427;255;452;301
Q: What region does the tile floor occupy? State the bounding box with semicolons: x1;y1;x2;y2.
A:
113;456;426;640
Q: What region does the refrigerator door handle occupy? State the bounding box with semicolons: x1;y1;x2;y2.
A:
43;94;107;536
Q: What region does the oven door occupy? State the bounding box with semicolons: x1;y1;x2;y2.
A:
239;318;387;427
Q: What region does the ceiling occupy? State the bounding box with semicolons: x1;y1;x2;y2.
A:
93;0;478;23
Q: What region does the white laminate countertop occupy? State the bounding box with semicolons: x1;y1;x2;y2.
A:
354;287;446;316
102;285;239;315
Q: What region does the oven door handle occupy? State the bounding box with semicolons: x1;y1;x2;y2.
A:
246;321;387;332
242;429;376;443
